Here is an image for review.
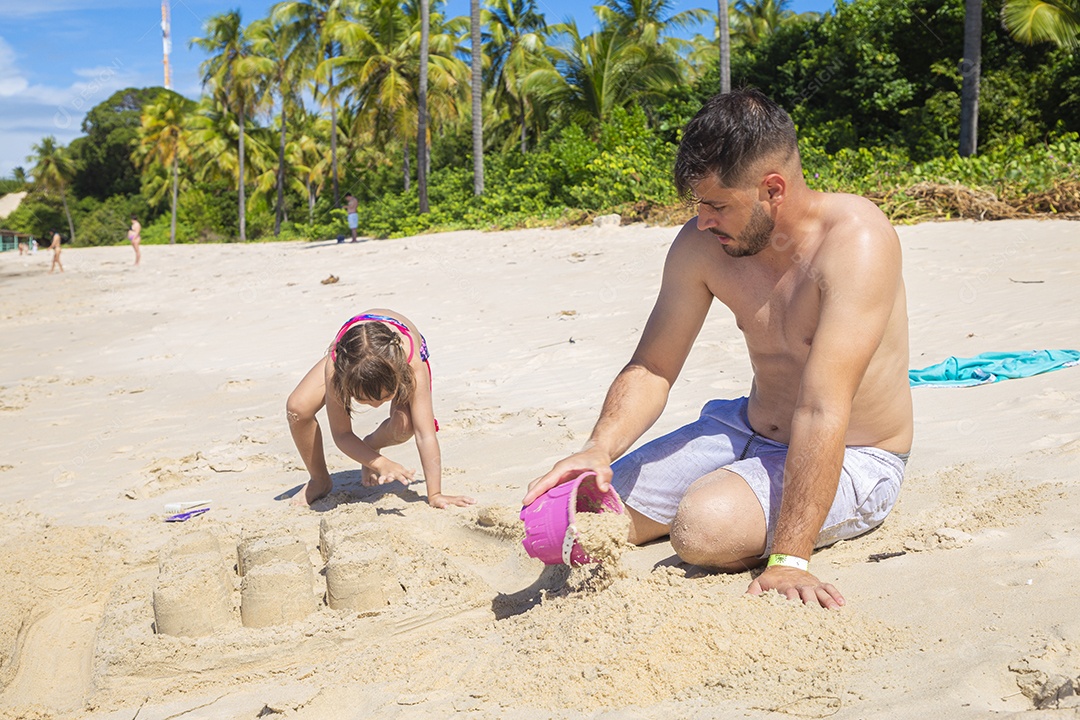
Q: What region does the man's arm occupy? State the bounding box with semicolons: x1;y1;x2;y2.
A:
748;222;901;608
524;224;715;504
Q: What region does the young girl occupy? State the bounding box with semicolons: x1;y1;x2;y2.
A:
286;309;473;509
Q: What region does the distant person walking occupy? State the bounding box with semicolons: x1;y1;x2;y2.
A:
343;193;359;243
48;230;63;274
128;215;141;265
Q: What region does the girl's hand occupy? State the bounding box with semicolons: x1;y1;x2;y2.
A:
363;458;415;487
428;493;476;509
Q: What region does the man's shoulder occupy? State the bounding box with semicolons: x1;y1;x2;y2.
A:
818;191;891;227
813;194;902;291
671;217;720;251
816;192;898;256
667;218;725;267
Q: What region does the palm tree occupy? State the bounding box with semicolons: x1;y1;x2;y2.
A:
1002;0;1080;47
12;167;27;186
248;16;308;235
27;137;76;243
418;0;431;213
136;91;192;244
485;0;553;152
471;0;483;196
186;98;277;231
547;21;682;125
289;108;332;224
329;0;467;190
731;0;802;46
596;0;710;42
192;11;271;241
959;0;982;157
273;0;347;206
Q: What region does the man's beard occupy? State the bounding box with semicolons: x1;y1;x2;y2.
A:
718;203;774;258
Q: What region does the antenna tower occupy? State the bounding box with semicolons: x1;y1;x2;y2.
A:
161;1;172;89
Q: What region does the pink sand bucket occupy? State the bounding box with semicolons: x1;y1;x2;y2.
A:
519;471;625;566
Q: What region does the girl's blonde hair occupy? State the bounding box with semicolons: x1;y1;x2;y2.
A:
330;322;414;415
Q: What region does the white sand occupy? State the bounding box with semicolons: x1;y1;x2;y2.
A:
0;219;1078;719
0;192;26;221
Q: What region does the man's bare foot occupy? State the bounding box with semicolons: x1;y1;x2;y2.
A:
293;476;332;506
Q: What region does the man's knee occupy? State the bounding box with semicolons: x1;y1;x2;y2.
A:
669;472;765;570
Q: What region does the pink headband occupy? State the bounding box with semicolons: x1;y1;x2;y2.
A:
329;316;366;362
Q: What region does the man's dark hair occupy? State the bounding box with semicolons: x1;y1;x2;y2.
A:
674;88;799;198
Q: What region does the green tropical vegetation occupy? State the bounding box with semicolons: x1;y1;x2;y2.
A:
3;0;1079;245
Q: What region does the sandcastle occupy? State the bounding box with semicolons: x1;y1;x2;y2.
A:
152;510;404;636
237;526;318;628
320;511;403;613
239;559;318;628
152;531;234;637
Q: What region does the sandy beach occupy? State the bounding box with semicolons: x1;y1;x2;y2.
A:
1;218;1078;719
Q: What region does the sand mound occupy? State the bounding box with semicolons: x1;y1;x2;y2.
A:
1011;637;1080;710
575;507;632;565
340;566;908;714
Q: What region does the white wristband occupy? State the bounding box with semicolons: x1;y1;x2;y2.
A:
767;553;809;571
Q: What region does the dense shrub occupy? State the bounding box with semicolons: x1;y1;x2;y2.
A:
75;194;150;246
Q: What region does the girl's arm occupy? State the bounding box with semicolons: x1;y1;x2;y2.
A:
410;362;473;508
324;362;413;482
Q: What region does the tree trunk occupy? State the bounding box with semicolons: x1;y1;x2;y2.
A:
718;0;731;94
471;0;483;196
329;48;340;207
61;188;75;244
520;103;527;153
418;0;430;214
404;141;411;193
959;0;982;157
238;103;247;242
307;179;315;224
275;108;287;236
170;154;179;245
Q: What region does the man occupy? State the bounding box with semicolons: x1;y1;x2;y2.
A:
344;193;360;243
524;89;912;609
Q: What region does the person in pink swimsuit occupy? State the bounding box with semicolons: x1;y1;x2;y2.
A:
127;215;141;266
286;309;474;509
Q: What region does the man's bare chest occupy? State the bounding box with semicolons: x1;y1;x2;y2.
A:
710;267;822;357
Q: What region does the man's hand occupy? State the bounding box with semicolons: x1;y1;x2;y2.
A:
363;458;415;487
746;566;845;610
523;445;614;506
428;493;476;509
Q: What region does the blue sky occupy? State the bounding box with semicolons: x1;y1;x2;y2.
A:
0;0;833;179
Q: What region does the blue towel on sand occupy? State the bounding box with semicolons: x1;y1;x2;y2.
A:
909;350;1080;388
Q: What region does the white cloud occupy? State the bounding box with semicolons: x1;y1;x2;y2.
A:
0;36;28;96
0;1;147;20
0;35;143;177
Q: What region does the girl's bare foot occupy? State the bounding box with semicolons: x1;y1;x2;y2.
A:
361;465;377;487
293;476;333;506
